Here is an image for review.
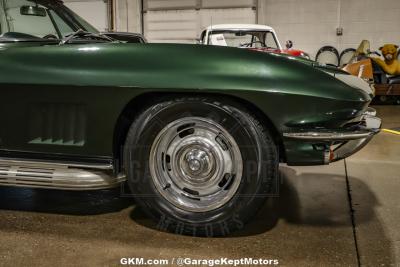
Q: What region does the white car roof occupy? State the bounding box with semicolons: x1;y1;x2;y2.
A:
204;24;275;31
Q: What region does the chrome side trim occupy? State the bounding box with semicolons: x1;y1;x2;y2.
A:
284;110;381;164
0;158;113;170
283;130;376;141
331;137;372;162
0;160;125;191
283;113;381;141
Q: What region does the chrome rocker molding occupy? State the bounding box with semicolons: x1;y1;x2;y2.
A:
283;110;382;164
0;158;114;170
0;158;125;190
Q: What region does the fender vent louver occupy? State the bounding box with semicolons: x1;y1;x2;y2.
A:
28;103;87;147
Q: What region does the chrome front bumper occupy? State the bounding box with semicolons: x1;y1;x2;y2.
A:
283;108;382;164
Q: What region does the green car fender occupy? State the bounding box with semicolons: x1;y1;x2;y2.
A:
0;43;371;165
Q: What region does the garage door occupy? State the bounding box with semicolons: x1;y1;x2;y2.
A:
64;0;109;32
143;0;257;43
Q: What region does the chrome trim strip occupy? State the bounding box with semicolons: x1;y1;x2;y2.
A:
0;159;124;190
0;174;126;191
331;137;372;162
283;113;381;141
283;130;375;141
0;158;113;170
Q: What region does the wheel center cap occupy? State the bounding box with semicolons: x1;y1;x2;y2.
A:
181;147;215;180
185;149;209;174
188;159;201;172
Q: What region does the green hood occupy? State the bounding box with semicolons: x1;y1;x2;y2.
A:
0;42;370;102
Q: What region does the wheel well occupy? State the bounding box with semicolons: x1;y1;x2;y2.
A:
113;92;285;173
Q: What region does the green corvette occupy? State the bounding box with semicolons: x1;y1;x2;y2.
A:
0;0;381;236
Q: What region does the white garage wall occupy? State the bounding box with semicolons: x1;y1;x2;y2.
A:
143;0;257;43
115;0;141;33
64;0;109;31
144;8;256;43
340;0;400;50
259;0;400;59
115;0;400;58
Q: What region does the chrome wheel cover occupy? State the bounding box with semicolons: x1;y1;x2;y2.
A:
149;117;243;212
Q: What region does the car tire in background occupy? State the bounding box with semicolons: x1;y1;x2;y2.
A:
315;46;340;67
123;96;279;236
339;48;356;67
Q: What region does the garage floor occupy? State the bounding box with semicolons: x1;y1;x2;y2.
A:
0;106;398;267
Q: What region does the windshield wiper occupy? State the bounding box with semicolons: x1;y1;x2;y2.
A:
59;29;114;45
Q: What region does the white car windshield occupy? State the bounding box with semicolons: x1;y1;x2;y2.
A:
208;30;279;49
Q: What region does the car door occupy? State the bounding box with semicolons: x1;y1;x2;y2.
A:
0;0;105;160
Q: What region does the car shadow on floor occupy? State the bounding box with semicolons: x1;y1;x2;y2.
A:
0;186;133;215
129;166;394;263
0;167;386;229
0;166;394;264
130;166;376;234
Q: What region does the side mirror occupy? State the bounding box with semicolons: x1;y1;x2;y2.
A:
286;40;293;49
20;6;47;17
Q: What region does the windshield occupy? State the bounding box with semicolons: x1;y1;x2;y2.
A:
0;0;99;41
207;30;279;49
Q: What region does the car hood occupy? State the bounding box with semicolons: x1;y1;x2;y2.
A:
0;43;371;102
329;73;373;96
266;52;373;95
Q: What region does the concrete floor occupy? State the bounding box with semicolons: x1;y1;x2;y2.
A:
0;106;398;267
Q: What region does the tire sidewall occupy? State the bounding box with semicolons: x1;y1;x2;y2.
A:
124;98;278;235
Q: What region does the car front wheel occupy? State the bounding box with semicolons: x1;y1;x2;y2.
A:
124;97;278;236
